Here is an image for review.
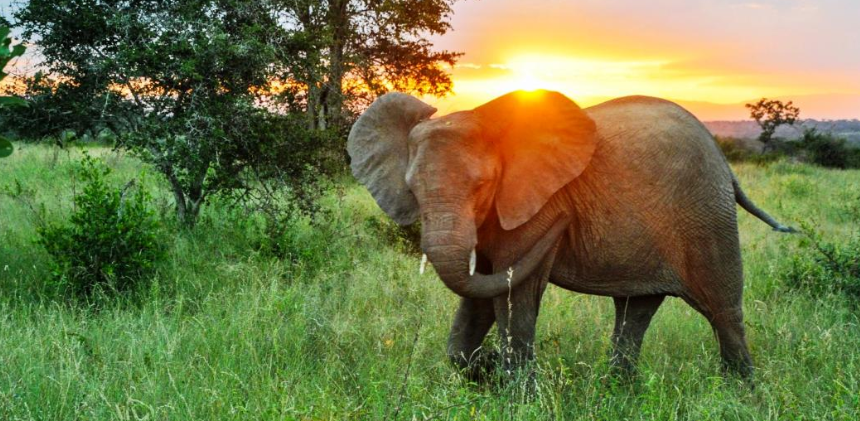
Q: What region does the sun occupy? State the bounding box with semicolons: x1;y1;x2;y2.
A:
513;68;544;92
506;59;551;92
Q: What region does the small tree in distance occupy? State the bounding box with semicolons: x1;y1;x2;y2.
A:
745;98;800;150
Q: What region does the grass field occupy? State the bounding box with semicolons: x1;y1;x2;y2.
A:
1;142;859;420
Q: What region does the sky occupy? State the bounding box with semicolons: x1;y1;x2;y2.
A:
2;0;859;119
424;0;860;119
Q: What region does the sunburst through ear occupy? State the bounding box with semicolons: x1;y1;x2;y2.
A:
473;90;597;230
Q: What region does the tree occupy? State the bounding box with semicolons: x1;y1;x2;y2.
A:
0;25;26;158
11;0;462;226
3;1;124;139
1;71;134;140
271;0;461;129
14;0;295;227
745;98;800;150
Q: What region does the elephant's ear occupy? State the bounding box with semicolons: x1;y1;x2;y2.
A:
474;90;597;230
347;92;437;225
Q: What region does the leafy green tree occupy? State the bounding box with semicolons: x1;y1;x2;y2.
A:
745;98;801;150
271;0;462;129
14;0;299;226
0;71;131;140
0;25;26;157
2;2;121;139
12;0;462;226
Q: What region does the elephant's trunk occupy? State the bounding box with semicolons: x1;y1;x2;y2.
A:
421;208;571;299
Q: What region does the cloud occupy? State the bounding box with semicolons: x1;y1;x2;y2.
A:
449;63;513;80
735;2;773;10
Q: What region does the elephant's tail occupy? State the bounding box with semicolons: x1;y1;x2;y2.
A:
731;175;797;233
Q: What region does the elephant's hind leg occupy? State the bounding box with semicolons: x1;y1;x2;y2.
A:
683;294;753;378
680;232;754;379
447;297;497;381
708;305;753;378
610;295;665;375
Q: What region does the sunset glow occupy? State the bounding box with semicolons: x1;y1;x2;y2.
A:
425;0;860;120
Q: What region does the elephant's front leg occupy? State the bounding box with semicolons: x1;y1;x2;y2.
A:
447;297;497;381
493;274;549;374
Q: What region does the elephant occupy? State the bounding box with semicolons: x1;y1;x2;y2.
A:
347;90;794;380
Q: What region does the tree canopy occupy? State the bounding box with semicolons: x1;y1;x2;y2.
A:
746;98;801;147
6;0;462;226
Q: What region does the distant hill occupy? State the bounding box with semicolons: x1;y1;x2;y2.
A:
703;119;860;145
675;94;860;121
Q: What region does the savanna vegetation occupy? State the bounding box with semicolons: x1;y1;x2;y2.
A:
716;128;860;169
1;142;859;420
717;98;860;169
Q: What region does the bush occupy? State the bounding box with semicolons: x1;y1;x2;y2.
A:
800;128;860;169
783;220;860;303
714;136;782;165
37;154;165;297
363;217;422;256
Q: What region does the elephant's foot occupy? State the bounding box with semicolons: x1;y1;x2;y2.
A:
449;348;499;384
608;351;640;380
489;357;538;398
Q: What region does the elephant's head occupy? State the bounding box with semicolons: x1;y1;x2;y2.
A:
348;90;596;298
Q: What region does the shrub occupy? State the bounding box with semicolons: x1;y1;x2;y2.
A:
37;154;165;297
714;136;782;165
715;136;751;162
783;220;860;303
800;127;860;169
363;217;422;256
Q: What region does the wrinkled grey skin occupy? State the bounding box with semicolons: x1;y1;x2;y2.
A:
348;90;794;380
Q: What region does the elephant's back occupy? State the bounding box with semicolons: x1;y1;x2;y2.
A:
584;96;732;187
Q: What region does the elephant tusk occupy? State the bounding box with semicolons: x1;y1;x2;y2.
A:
469;249;476;276
420;254;428;275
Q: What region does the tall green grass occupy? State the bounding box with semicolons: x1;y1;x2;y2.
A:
1;142;858;420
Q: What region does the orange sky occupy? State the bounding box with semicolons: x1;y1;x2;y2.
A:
425;0;860;119
3;0;859;120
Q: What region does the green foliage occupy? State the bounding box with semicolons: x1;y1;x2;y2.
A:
36;153;164;298
0;25;27;157
784;218;860;303
9;0;462;132
0;26;26;107
0;137;11;158
0;71;131;140
125;102;343;228
8;0;461;227
800;127;860;169
714;135;782;165
270;0;461;126
745;98;800;147
716;129;860;170
364;216;423;256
